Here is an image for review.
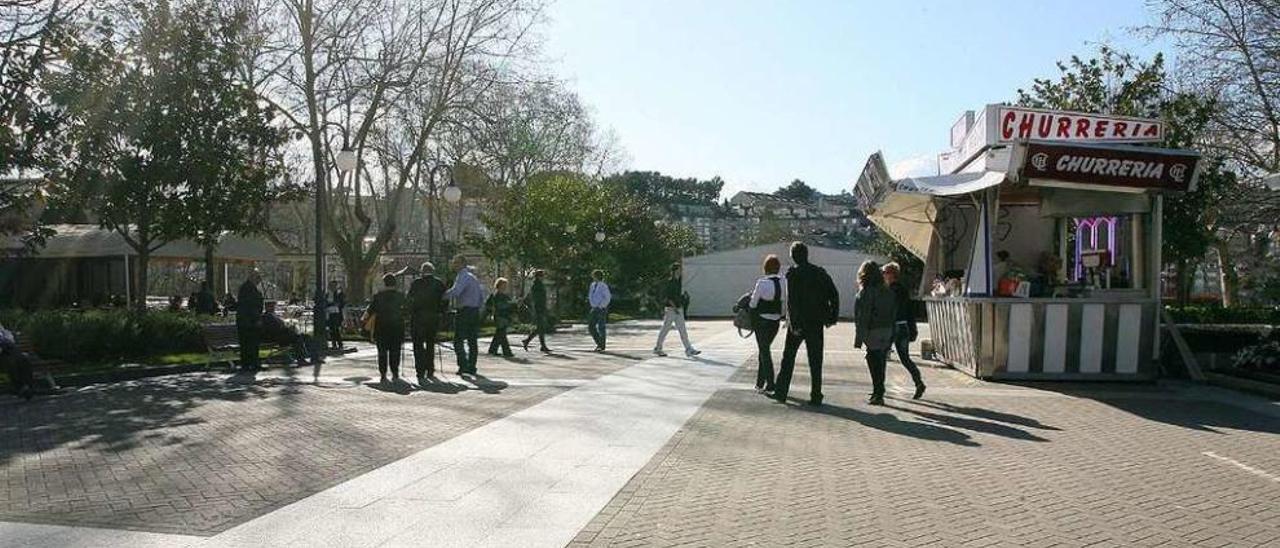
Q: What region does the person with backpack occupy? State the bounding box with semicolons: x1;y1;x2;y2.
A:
773;242;839;406
749;254;786;395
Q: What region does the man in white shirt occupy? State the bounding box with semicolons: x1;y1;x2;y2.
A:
587;269;612;352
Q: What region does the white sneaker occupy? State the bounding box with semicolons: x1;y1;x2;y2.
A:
653;349;668;357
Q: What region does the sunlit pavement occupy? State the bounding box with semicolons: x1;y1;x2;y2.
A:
2;321;1279;547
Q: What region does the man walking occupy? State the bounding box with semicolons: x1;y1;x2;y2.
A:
653;262;700;358
408;262;447;381
587;270;612;352
521;269;551;352
236;269;265;372
445;255;484;376
773;242;839;406
882;262;926;399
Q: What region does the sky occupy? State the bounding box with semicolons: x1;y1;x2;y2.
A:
543;0;1172;198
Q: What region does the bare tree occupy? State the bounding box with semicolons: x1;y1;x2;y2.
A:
246;0;544;299
1145;0;1280;305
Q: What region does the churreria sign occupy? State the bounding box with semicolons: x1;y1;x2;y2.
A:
1018;141;1201;192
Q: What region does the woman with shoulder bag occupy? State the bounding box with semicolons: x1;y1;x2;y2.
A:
749;254;787;395
854;261;896;406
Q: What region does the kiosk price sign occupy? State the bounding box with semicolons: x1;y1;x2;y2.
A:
1017;141;1202;193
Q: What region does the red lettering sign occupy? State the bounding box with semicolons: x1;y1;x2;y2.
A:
994;107;1165;144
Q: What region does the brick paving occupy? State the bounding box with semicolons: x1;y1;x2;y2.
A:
575;324;1280;548
0;320;714;536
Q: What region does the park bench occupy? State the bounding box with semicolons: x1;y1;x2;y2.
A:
203;323;243;369
202;323;324;369
14;333;71;391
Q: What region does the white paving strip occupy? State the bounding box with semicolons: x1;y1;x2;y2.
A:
1203;451;1280;483
187;327;748;548
0;522;200;548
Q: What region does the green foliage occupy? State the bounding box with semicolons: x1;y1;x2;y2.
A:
2;309;205;362
850;227;925;292
1164;305;1279;325
45;0;285;302
1015;46;1245;302
773;179;818;202
603;171;723;206
475;173;701;315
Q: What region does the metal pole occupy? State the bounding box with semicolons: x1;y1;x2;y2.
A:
313;171;326;353
1151;194;1164;361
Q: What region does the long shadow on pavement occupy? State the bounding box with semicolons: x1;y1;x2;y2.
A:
886;400;1049;442
909;399;1062;431
1006;382;1280;435
795;401;980;447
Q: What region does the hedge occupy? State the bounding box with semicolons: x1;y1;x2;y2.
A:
0;309;206;363
1165;305;1279;325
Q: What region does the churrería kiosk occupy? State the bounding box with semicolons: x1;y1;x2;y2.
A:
855;105;1201;380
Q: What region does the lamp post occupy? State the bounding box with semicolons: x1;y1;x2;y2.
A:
442;180;462;258
595;230;606;243
319;139;356;352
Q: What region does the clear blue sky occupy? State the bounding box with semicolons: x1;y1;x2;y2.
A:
544;0;1171;198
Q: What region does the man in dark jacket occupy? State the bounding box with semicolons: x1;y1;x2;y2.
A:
236;269;265;371
773;242;839;406
521;269;551;352
653;262;699;357
408;262;447;381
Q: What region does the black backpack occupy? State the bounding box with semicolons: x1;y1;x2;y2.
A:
733;292;754;337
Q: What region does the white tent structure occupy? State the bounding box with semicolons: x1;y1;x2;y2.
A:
681;243;886;319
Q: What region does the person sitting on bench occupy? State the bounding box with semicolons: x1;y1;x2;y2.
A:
261;301;317;367
0;322;35;401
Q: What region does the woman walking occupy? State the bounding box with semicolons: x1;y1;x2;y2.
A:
854;261;896;405
368;273;406;384
749;254;786;395
486;278;516;357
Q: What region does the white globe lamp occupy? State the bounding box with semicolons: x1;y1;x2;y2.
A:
443;183;462;204
335;148;358;173
595;230;606;242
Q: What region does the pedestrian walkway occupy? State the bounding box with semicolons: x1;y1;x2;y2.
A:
0;320;745;548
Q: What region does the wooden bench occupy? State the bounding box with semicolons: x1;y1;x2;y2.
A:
203;323;242;369
14;333;71;391
202;323;298;369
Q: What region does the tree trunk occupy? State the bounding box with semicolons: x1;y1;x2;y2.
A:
1175;257;1190;306
1213;239;1239;308
343;252;374;303
135;248;151;313
204;244;216;287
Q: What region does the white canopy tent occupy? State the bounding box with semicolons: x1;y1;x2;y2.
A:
681;243;885;319
4;224;276;261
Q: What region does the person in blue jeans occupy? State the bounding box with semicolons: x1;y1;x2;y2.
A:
445;255;485;376
586;270;612;352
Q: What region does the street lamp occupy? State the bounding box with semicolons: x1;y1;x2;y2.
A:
335;148;357;173
595;230;606;242
443;182;462;204
316;140;356;356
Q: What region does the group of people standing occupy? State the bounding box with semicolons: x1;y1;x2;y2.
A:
360;256;613;385
745;242;926;407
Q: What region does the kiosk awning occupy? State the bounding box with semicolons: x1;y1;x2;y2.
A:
895;171;1006;196
855;153;1007;260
